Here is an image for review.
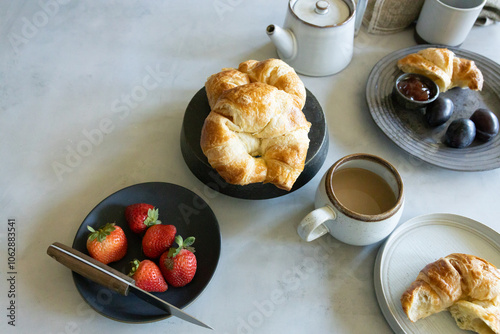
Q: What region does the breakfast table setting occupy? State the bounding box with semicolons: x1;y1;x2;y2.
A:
2;0;500;333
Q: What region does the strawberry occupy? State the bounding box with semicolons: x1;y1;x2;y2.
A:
86;223;127;264
128;259;168;292
125;203;161;234
142;224;177;259
159;236;197;288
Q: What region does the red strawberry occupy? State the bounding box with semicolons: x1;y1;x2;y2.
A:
159;236;197;287
128;259;168;292
125;203;161;234
86;223;127;264
142;224;177;259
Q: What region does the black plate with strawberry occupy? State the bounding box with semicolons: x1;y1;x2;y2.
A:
72;182;221;323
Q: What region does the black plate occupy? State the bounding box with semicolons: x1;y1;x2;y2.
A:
71;182;221;323
366;45;500;171
180;87;328;199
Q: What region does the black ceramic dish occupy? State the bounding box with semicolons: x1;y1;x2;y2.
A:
180;87;328;200
71;182;221;323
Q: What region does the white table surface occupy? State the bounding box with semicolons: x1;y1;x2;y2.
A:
1;1;499;333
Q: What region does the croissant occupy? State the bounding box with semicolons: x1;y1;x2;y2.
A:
201;81;310;191
451;57;484;91
238;59;307;110
397;48;484;93
450;298;500;334
205;69;250;110
201;59;310;191
401;253;500;333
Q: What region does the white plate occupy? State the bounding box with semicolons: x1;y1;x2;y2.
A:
374;213;500;333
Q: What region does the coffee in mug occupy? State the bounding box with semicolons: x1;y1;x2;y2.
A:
330;167;396;215
298;153;404;246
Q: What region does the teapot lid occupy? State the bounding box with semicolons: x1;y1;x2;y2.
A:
291;0;350;27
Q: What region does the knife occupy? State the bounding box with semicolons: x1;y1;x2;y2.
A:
47;242;212;329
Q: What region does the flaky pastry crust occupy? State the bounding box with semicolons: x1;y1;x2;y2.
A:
397;48;484;92
401;253;500;334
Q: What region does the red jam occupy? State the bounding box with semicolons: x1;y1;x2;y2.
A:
397;75;432;101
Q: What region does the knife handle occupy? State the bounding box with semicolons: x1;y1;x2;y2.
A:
47;242;134;296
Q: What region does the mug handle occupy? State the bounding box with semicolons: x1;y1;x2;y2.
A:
297;206;336;242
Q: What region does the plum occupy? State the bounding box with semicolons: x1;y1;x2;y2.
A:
425;97;454;127
445;119;476;148
470;108;499;142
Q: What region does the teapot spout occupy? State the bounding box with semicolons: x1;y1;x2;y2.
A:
266;24;296;60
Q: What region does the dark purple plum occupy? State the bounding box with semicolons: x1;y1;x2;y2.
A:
470;108;499;142
425;97;454;127
445;119;476;148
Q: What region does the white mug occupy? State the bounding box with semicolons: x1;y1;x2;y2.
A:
297;154;405;246
415;0;486;46
267;0;360;76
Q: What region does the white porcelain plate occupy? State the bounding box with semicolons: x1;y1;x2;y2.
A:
374;213;500;333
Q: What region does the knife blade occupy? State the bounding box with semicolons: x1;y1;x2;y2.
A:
47;242;212;329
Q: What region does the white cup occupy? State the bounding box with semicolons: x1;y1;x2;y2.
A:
415;0;486;46
297;154;404;246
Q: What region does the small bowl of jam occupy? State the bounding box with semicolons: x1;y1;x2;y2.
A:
392;73;439;110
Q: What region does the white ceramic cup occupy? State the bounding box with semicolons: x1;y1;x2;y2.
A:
415;0;486;46
297;154;405;246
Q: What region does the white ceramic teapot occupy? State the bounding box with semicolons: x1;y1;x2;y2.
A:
267;0;363;76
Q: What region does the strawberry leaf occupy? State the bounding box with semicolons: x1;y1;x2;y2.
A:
168;246;180;258
87;223;116;243
128;259;141;277
167;235;196;258
184;236;195;247
87;226;98;241
144;208;161;227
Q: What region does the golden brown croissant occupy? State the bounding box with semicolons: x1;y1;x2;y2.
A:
450;298;500;334
205;69;250;110
201;59;310;191
401;253;500;333
397;48;484;93
238;59;307;110
451;57;484;91
201;82;310;191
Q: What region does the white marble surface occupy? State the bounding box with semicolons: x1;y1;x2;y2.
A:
1;1;500;333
